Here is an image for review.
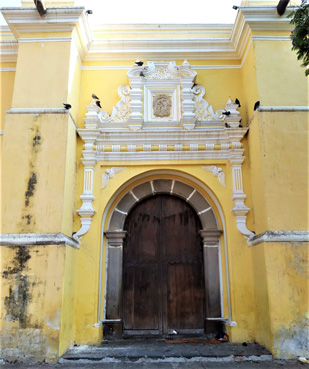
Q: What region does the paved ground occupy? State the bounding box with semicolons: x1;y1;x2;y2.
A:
0;360;305;368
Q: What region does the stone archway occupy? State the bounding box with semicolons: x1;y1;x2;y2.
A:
103;179;223;336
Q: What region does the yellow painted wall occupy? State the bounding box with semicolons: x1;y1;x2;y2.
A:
59;246;78;356
266;242;309;358
12;41;71;108
2;113;76;234
257;111;308;230
253;40;309;107
0;245;67;362
0;65;15;130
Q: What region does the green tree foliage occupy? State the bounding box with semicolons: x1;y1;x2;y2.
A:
289;2;309;76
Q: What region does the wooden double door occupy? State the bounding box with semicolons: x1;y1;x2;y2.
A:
123;195;205;336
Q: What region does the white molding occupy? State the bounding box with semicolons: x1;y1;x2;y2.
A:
0;40;18;62
91;23;233;32
1;7;92;61
238;6;295;31
240;38;253;67
0;7;295;63
252;36;291;41
7;108;77;128
248;231;309;247
18;37;72;43
0;67;16;72
1;7;87;38
0;233;80;249
258;106;309;112
8;107;70;114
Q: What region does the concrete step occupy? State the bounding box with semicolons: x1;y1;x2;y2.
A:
61;340;272;364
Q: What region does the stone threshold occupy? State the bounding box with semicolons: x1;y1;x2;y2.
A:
61;340;272;363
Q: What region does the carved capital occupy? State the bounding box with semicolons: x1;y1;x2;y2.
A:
105;231;127;246
199;229;222;245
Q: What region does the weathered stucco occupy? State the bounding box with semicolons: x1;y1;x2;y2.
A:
0;0;308;362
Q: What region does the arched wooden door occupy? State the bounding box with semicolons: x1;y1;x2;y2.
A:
123;194;205;336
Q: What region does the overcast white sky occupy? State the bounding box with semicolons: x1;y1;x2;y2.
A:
0;0;242;25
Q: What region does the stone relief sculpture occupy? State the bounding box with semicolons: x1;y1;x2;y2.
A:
101;167;126;189
202;165;226;187
153;94;172;118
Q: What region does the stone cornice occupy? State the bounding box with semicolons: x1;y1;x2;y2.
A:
0;7;92;60
248;231;309;246
0;232;80;249
77;128;247;162
0;6;294;62
0;40;18;62
238;6;295;31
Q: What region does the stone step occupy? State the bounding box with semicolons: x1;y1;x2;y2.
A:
61;341;272;364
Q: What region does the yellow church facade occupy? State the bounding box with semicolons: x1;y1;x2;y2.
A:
0;0;308;362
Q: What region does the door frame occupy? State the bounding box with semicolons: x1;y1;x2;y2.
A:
100;176;231;336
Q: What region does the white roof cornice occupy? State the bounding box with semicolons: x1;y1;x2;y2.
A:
1;7;92;60
238;6;295;31
0;6;294;62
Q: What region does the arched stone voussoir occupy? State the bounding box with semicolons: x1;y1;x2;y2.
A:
108;179;220;232
152;179;173;193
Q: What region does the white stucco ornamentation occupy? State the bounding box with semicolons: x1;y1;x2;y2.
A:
98;86;131;123
230;157;254;238
193;85;225;121
78;60;251;241
101;167;126;189
202;166;226;187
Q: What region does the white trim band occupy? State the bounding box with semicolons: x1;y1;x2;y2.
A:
0;233;80;249
7;108;77;129
0;67;16;72
258;106;309;112
248;231;309;247
18;37;72;43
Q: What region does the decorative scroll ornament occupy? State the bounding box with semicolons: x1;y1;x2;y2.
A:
193;85;224;121
102;167;126;189
98;85;131;123
202;166;226;187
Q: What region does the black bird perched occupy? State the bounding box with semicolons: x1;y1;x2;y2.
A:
86;10;93;15
232;5;239;10
139;71;145;77
135;61;144;67
63;103;71;110
34;0;47;16
254;101;260;111
96;100;102;109
235;98;241;107
92;93;99;100
225;123;230;128
277;0;290;16
222;110;231;116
